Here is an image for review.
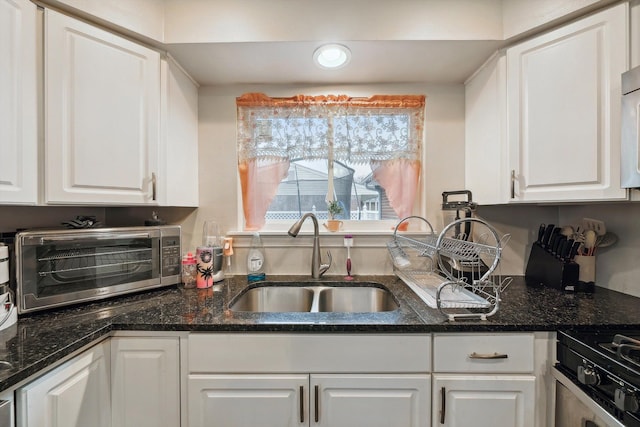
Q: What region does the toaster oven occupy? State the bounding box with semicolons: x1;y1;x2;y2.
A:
15;226;181;314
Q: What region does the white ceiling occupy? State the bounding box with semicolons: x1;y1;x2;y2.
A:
166;39;504;86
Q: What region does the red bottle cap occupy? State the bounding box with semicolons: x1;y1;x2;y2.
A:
182;252;197;265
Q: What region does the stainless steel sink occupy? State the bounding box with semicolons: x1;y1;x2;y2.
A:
229;286;314;312
317;287;398;312
229;282;399;313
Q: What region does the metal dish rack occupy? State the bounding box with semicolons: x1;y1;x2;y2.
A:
387;216;512;321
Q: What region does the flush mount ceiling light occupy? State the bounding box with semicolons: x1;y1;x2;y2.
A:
313;44;351;69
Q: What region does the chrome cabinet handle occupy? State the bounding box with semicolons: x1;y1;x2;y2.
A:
510;170;516;199
468;352;509;359
299;386;304;423
151;172;157;201
314;385;319;422
440;387;446;424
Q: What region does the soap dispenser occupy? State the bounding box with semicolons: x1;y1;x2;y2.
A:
246;232;266;282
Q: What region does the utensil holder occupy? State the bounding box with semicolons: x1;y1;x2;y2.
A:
574;255;596;284
524;243;592;292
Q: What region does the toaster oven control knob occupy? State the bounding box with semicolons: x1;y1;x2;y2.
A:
577;365;600;385
615;388;639;412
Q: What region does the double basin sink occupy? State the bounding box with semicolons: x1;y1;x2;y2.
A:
229;281;399;313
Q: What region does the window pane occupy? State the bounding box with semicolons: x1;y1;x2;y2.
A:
265;159;399;222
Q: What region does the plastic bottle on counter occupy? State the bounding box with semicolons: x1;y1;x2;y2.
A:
246;232;266;282
181;252;197;288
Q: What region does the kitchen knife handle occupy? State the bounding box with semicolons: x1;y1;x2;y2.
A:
537;224;545;245
556;239;567;259
568;240;580;260
542;224;555;248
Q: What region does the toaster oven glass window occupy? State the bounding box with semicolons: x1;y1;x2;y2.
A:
34;236;158;297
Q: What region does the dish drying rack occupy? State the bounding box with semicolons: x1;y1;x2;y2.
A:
387;216;512;321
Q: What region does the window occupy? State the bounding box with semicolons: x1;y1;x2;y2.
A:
237;93;425;230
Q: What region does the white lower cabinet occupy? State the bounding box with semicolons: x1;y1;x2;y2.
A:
312;374;429;427
111;336;180;427
188;373;430;427
187;333;432;427
16;335;182;427
16;340;111;427
432;333;554;427
188;374;308;427
432;374;535;427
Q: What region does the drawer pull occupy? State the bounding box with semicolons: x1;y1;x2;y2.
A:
440;386;446;424
469;352;509;359
510;170;516;199
299;386;304;423
314;385;319;422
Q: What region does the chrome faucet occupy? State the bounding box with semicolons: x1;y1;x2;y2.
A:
288;213;332;278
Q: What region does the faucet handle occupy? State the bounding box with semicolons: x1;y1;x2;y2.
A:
319;251;332;276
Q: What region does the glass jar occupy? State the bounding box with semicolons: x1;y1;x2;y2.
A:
181;252;197;289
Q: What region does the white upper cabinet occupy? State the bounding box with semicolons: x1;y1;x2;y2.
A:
465;52;508;205
0;0;37;204
44;8;161;205
506;3;628;202
159;56;199;207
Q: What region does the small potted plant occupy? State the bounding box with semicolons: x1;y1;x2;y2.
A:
325;200;344;232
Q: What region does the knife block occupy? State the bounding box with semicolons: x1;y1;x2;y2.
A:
525;244;591;292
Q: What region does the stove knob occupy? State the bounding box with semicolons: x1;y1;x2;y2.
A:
615;388;640;412
577;365;600;385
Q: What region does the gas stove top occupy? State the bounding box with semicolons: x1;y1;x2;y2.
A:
599;334;640;370
557;329;640;426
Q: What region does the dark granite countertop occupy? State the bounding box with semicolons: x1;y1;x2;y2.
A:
0;274;639;392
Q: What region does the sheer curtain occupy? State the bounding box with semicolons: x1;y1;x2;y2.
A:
236;93;425;230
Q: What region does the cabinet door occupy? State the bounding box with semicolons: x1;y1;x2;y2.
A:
45;9;160;204
507;4;628;202
311;374;430;427
432;374;535;427
188;374;308;427
16;340;111;427
159;56;199;207
465;52;508;205
0;0;37;204
111;337;180;427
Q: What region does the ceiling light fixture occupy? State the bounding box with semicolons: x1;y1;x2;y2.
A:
313;44;351;69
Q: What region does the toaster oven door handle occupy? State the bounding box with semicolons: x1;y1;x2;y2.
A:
38;232;155;244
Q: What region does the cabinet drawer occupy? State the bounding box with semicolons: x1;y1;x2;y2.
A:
189;333;431;373
433;333;534;373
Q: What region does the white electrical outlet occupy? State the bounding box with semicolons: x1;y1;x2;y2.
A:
582;218;606;236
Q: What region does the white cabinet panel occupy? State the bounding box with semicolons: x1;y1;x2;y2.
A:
111;337;180;427
465;52;508;204
17;341;111;427
0;0;37;204
507;4;628;202
188;333;431;373
433;333;534;373
44;9;160;204
159;56;198;206
312;374;430;427
433;374;535;427
188;374;307;427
